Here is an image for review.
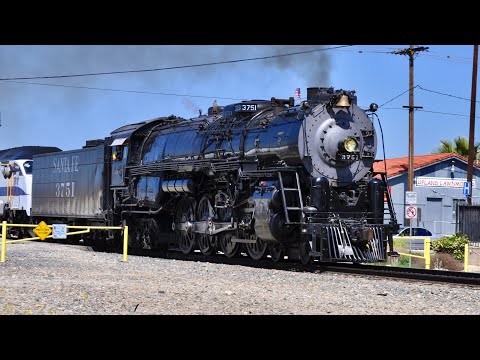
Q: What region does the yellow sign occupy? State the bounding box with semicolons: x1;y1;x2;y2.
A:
33;221;52;241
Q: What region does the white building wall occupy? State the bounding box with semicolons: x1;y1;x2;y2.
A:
386;158;480;235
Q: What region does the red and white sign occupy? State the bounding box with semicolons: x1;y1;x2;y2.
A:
384;186;392;203
416;177;476;188
406;206;417;219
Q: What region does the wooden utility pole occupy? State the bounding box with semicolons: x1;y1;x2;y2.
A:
392;45;428;226
467;45;478;205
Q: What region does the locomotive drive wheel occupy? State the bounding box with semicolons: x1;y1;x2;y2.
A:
216;204;239;257
300;241;313;265
140;218;160;250
196;196;216;256
246;234;267;260
268;243;284;262
219;232;240;258
175;197;196;254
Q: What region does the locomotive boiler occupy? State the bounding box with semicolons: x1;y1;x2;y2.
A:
105;86;398;263
31;86;399;264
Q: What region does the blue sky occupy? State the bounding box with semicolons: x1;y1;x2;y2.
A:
0;45;477;160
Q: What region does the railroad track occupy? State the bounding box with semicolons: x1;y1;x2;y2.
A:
124;248;480;286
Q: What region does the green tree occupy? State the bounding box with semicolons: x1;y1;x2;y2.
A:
433;136;480;158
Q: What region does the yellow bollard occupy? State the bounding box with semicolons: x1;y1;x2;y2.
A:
424;237;431;270
1;221;7;263
123;225;129;262
464;243;469;272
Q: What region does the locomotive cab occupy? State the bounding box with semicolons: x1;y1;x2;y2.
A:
110;138;128;187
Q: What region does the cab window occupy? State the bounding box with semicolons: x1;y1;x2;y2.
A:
23;161;33;175
113;146;124;161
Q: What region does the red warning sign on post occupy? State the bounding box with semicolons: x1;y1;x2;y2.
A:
405;206;417;219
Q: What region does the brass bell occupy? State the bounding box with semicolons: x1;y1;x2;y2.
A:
336;94;351;107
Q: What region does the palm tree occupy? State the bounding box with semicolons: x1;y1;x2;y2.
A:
433;136;480;158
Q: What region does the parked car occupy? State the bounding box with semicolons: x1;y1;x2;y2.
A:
394;227;442;250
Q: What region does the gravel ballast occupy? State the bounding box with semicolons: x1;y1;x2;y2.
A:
1;241;479;315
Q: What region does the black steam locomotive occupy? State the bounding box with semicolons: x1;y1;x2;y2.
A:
28;86;399;263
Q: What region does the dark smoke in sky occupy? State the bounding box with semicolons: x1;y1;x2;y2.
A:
182;98;202;116
0;45;331;87
0;45;332;149
266;45;331;85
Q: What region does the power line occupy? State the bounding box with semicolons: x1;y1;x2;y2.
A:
419;109;479;117
6;76;479;116
333;46;473;65
0;45;352;81
378;86;418;108
330;46;405;54
377;84;480;110
336;45;474;65
376;106;480;119
2;80;247;101
417;85;480;104
419;51;472;64
2;78;422;110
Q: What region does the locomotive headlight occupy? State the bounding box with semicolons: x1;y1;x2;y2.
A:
344;137;358;152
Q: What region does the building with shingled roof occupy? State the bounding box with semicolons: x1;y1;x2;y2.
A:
373;153;480;235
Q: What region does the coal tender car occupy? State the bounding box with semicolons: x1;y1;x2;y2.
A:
30;87;399;263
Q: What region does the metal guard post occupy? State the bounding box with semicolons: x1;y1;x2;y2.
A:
424;237;430;270
465;243;469;272
393;236;431;270
123;226;128;262
1;222;129;263
1;221;6;263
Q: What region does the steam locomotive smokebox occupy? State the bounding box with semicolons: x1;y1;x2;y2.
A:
311;177;330;212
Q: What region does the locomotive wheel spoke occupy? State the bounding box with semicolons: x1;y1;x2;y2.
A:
246;234;267;260
175;197;196;254
268;243;284;262
216;202;238;257
196;196;216;256
197;234;216;256
300;241;313;265
219;232;240;258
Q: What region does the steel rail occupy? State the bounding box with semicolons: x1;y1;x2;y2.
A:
120;248;480;286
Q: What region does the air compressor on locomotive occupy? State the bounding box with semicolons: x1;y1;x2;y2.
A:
28;86;399;263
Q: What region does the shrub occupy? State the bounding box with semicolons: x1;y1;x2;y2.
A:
432;232;469;260
430;252;464;271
